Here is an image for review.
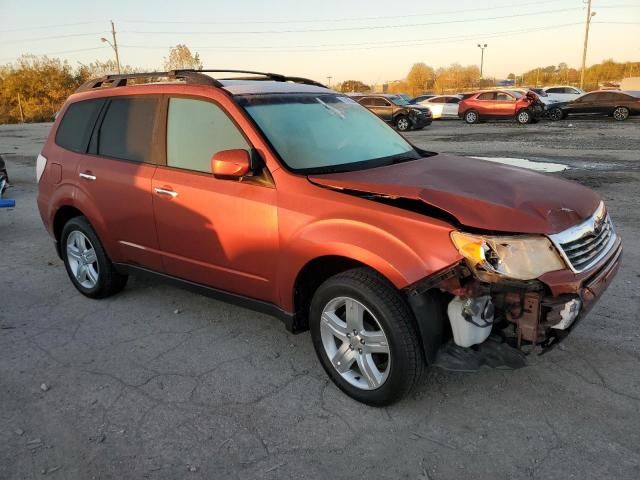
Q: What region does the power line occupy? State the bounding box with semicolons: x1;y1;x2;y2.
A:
120;0;559;25
118;23;585;53
120;7;585;35
3;32;108;45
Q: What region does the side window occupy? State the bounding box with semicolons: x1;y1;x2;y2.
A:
495;92;514;101
567;88;580;94
546;88;562;94
97;96;159;163
477;92;496;101
430;97;446;103
55;99;105;153
167;97;250;173
358;97;373;107
373;98;390;107
447;97;461;104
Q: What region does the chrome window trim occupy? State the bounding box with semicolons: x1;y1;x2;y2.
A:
549;201;617;273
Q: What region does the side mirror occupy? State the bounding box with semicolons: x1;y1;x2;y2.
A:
211;149;251;178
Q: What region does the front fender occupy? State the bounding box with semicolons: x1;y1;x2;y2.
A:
277;218;432;311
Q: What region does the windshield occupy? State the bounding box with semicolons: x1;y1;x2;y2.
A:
389;95;410;105
237;93;419;173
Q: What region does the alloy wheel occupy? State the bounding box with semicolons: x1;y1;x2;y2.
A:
66;230;99;289
320;296;390;390
465;111;477;123
517;110;531;124
396;117;410;131
613;107;629;121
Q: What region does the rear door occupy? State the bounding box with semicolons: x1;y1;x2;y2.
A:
151;95;279;302
78;94;164;271
426;96;445;118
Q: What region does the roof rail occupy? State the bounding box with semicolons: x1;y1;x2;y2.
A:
75;71;221;92
76;69;327;93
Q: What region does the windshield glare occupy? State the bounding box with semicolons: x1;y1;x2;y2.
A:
238;93;417;173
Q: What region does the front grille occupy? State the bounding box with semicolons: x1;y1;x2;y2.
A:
550;203;617;273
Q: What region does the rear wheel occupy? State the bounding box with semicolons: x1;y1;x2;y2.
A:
613;106;630;121
309;268;424;406
61;216;127;298
516;109;532;124
547;107;564;121
395;115;412;132
464;110;479;124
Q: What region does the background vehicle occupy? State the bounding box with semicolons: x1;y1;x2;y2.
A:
542;86;585;102
0;154;15;209
351;93;432;131
458;90;543;124
414;95;462;119
507;88;558;106
411;94;435;104
547;90;640;121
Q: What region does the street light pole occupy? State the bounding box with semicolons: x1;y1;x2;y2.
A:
327;76;332;88
101;20;121;74
477;43;487;80
580;0;596;89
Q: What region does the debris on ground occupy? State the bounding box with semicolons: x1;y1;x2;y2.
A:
14;428;24;436
40;383;50;392
173;309;182;314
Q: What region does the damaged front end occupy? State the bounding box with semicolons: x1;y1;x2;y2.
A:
405;203;622;372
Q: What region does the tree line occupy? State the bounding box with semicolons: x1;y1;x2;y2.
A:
1;51;638;124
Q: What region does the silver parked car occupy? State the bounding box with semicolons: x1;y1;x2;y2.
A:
415;95;462;119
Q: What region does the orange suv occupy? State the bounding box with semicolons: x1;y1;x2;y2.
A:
37;70;622;405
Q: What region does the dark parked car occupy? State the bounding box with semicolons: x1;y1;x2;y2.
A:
351;94;432;131
547;91;640;121
458;90;544;124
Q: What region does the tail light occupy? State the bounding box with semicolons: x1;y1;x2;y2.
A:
36;154;47;182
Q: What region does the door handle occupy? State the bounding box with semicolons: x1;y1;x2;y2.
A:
79;172;96;181
154;187;178;198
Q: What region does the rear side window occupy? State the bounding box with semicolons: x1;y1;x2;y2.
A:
55;99;105;153
97;96;159;163
477;92;496;100
166;98;249;173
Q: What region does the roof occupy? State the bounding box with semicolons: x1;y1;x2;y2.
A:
219;80;333;95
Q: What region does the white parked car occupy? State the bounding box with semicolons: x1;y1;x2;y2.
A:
415;95;462;119
542;86;586;102
506;88;559;106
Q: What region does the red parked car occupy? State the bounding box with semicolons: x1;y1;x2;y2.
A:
458;89;544;124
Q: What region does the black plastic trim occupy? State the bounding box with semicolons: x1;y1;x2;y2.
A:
113;263;299;332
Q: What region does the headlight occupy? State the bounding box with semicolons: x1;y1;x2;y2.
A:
451;231;566;281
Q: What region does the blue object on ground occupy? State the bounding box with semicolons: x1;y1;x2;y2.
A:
0;198;15;208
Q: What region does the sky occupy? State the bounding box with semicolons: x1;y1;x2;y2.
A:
0;0;638;84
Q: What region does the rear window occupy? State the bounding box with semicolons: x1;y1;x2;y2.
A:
97;96;159;163
55;99;105;153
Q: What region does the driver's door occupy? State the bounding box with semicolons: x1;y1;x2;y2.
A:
151;96;279;302
371;98;394;122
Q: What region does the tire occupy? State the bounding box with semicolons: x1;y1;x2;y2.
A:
61;216;128;299
516;109;532;124
613;106;630;121
395;115;412;132
309;268;424;406
547;107;564;121
464;110;479;124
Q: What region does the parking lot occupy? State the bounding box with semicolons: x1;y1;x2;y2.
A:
1;119;639;479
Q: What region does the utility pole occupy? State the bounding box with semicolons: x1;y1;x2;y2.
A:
326;76;332;87
580;0;596;89
101;20;121;74
477;43;487;82
17;93;24;123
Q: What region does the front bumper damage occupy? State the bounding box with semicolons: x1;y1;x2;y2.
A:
405;237;622;371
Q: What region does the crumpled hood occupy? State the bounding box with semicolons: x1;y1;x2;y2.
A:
308;154;601;235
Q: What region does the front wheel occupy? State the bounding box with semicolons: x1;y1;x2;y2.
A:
309;268;424;406
613;106;630;121
464;110;479;124
395;115;412;131
61;216;128;298
547;107;564;121
516;109;532;124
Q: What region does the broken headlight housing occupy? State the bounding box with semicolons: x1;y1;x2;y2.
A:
450;231;566;281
